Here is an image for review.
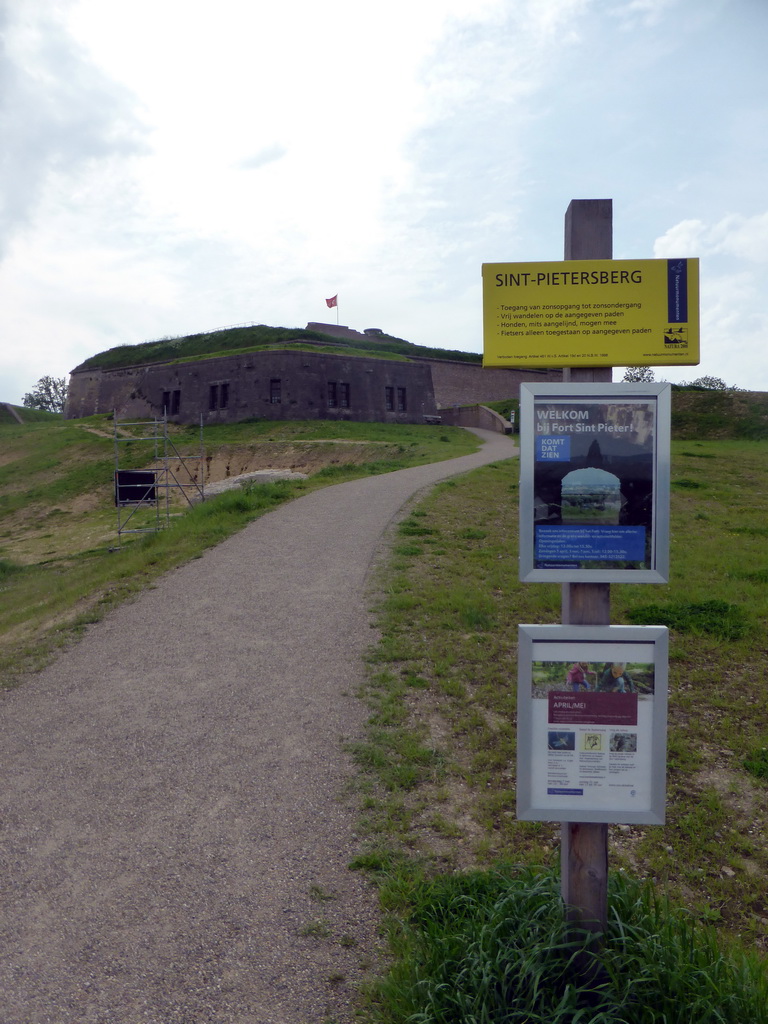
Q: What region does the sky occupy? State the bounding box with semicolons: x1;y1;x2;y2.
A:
2;0;767;406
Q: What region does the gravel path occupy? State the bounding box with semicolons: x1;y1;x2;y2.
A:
0;429;516;1024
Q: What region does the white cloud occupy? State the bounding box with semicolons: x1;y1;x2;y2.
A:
238;146;288;172
655;212;768;263
653;220;707;258
652;214;768;390
1;0;767;401
705;213;768;263
611;0;680;28
0;2;146;259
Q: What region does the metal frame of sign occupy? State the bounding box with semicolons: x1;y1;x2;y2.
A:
519;382;671;583
517;624;668;825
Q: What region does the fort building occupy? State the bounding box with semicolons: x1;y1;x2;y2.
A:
64;323;561;425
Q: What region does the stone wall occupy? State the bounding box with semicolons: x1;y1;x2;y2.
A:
305;322;375;342
438;404;513;434
65;349;437;425
305;323;562;407
423;359;560;408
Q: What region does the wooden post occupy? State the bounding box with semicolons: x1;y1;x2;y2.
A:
564;198;612;261
560;199;613;937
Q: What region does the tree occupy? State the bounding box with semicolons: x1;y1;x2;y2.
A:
622;366;655;383
677;376;743;391
22;375;68;413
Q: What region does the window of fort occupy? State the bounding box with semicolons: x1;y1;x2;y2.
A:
396;387;407;412
339;382;350;408
270;379;281;404
327;381;337;408
209;382;230;410
385;386;394;411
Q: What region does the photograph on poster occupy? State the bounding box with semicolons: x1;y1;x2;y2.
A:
519;384;670;583
532;659;655;697
517;625;668;825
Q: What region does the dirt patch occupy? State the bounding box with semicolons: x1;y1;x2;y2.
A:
0;499;115;566
154;441;392;505
1;442;391;568
173;441;395;485
0;450;23;469
694;766;767;819
66;492;104;513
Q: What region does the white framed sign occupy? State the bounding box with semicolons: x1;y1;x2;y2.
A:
519;383;671;583
516;624;668;825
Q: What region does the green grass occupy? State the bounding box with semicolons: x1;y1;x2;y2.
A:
354;437;768;1019
363;866;768;1023
0;415;477;688
670;389;768;440
149;340;412;367
485;397;520;423
72;323;483;372
0;478;305;686
74;325;330;369
626;599;749;641
744;744;768;781
0;405;62;424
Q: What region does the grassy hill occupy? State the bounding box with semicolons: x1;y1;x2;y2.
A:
671;387;768;439
70;323;483;372
0;404;61;425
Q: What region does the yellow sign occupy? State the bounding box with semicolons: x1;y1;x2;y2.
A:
482;258;699;367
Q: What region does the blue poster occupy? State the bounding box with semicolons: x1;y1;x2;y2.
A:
536;525;646;564
532;397;656;570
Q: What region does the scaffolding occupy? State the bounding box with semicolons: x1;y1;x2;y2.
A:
113;414;205;543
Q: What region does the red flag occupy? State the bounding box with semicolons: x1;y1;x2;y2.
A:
325;294;337;308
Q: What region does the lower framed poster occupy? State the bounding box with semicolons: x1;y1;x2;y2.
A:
517;624;668;825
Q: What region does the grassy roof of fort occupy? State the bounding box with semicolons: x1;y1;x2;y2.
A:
72;324;483;372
